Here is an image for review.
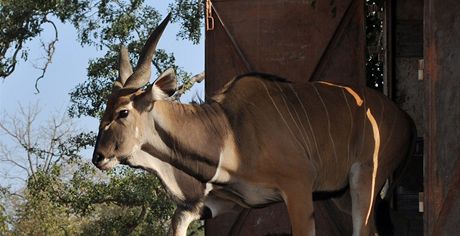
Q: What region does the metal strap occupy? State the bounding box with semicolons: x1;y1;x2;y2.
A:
207;1;253;72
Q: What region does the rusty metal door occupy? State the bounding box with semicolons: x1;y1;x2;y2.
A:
204;0;365;235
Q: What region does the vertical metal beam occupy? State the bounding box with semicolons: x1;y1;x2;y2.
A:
424;0;460;234
383;0;394;98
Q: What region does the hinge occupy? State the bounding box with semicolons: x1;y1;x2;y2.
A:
418;59;424;81
419;192;424;212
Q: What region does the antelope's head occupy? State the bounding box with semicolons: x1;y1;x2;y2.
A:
92;14;177;170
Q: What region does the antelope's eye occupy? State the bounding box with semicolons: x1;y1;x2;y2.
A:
118;109;129;118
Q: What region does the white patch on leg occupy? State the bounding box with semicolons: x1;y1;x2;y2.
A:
380;179;389;199
204;183;214;195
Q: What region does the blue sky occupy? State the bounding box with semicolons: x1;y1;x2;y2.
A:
0;5;204;130
0;4;204;188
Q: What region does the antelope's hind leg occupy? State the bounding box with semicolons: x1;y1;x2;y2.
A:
349;163;386;236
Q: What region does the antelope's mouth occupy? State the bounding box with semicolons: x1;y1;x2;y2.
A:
119;155;130;165
96;155;119;170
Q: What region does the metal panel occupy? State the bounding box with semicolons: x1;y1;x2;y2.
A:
205;0;365;95
205;0;365;235
424;0;460;234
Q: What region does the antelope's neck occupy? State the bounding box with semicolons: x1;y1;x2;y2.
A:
143;100;231;183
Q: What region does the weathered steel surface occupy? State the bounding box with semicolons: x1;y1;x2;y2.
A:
205;0;365;95
205;204;291;236
424;0;460;234
432;159;460;235
205;0;365;235
394;0;424;58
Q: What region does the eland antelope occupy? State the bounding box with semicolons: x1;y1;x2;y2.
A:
92;15;241;236
93;14;416;236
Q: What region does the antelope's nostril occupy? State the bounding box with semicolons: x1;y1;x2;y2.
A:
92;152;105;165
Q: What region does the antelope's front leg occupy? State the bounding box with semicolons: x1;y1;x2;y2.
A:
280;181;315;236
168;207;200;236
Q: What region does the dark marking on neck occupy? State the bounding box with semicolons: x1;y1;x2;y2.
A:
148;123;219;182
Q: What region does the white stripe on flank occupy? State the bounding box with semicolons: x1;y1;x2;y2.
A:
313;86;339;163
316;81;363;106
259;80;305;153
342;90;353;166
205;183;214;195
365;108;381;225
274;83;310;155
209;151;224;183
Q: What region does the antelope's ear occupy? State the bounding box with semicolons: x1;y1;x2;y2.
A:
154;68;177;97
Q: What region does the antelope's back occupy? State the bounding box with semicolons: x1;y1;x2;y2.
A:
213;74;415;179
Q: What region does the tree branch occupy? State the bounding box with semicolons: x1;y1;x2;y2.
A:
0;40;23;78
34;18;59;93
126;205;148;234
172;71;204;101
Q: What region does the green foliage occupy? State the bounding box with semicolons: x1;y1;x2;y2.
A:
0;105;180;234
1;0;202;98
73;167;175;235
0;202;8;234
169;0;204;44
12;168;80;236
0;0;90;78
66;0;197;118
71;0;161;49
5;159;176;235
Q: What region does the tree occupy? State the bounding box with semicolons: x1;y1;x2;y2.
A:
1;0;203;92
0;104;81;183
2;1;206;234
0;105;178;235
0;104;90;234
0;0;90;90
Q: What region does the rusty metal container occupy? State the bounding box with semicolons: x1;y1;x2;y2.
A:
204;0;365;235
